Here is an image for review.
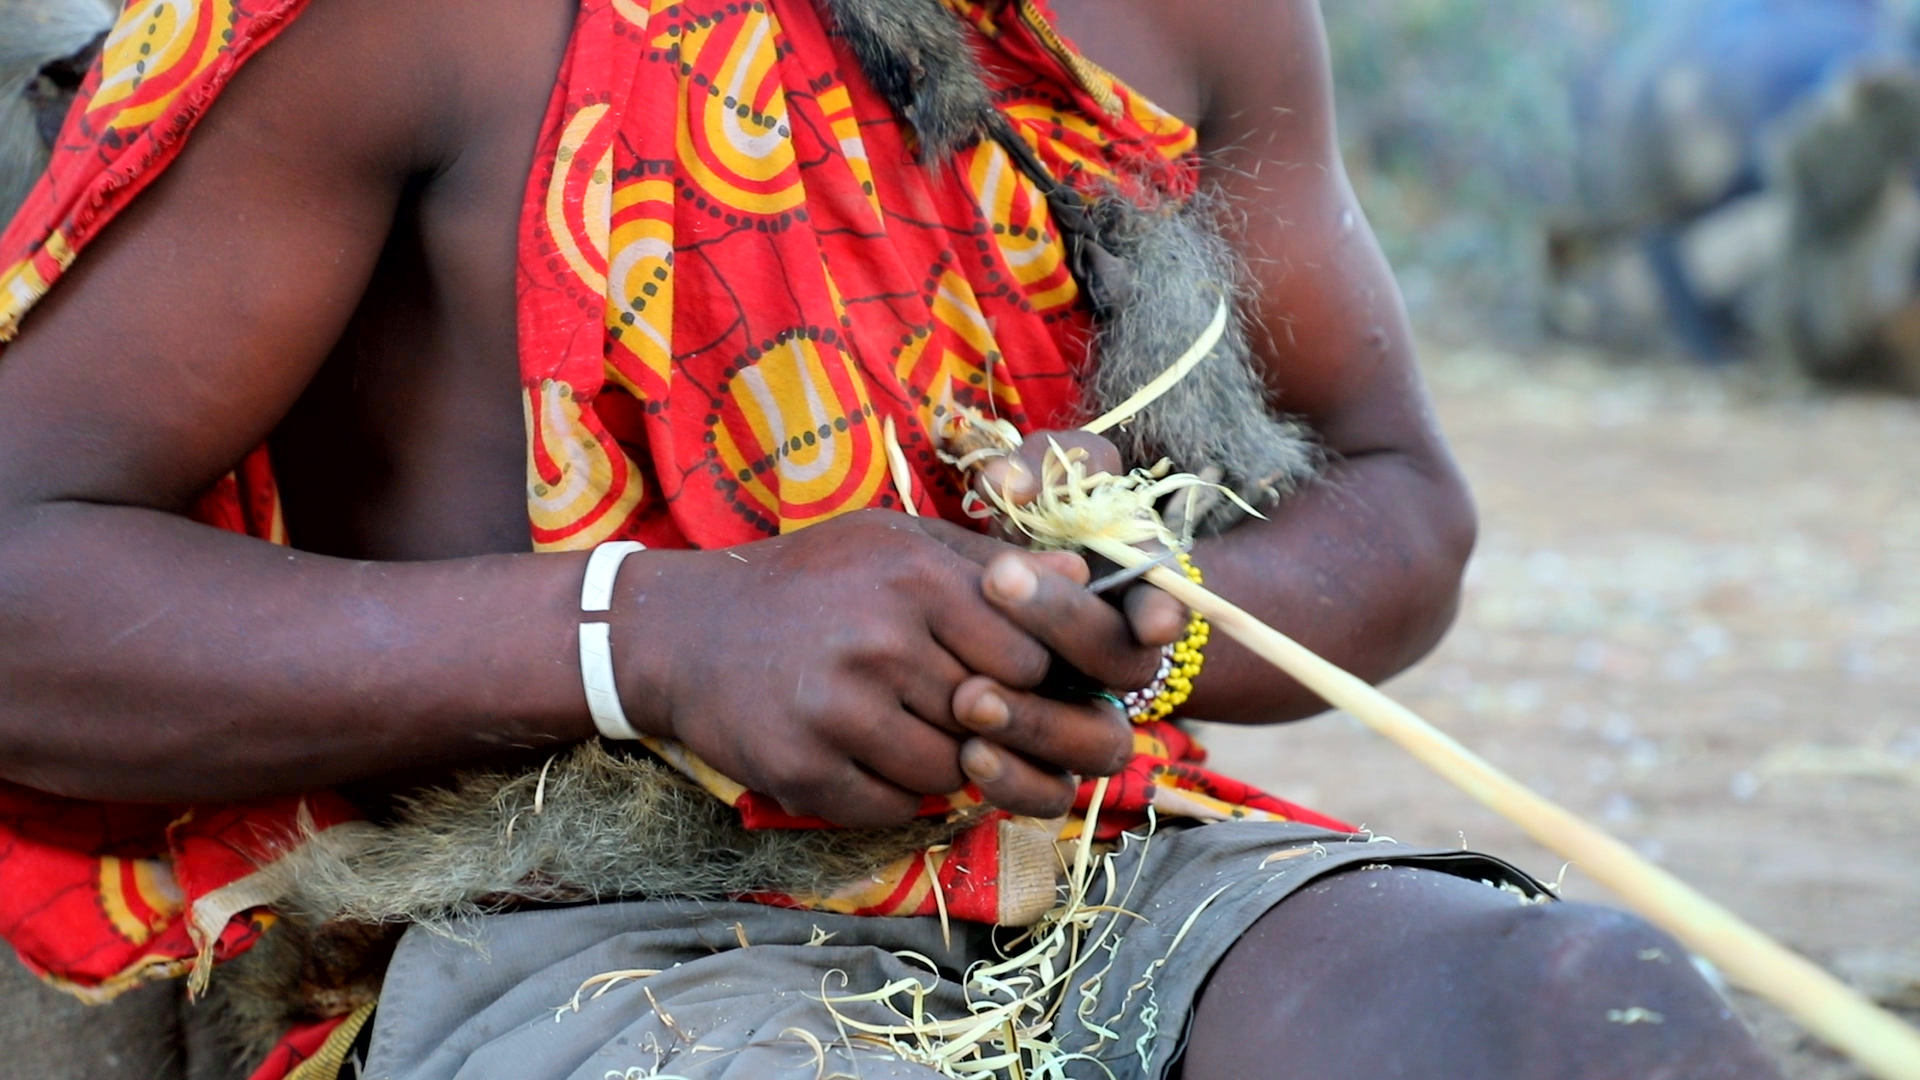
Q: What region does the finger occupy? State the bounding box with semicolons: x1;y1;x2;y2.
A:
952;675;1133;778
773;757;926;829
915;518;1089;584
959;738;1080;819
889;638;973;732
1018;430;1123;478
974;452;1040;506
923;594;1055;691
970;431;1123;509
837;707;968;796
981;553;1163;691
1123;582;1189;648
904;522;1097;690
903;526;1063;689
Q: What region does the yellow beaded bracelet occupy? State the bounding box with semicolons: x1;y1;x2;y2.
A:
1119;552;1209;723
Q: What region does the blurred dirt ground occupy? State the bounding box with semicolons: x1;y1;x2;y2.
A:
1193;344;1920;1078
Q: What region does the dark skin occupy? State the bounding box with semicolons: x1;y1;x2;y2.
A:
0;0;1778;1075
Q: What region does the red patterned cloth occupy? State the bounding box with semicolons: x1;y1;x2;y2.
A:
0;1;1348;1061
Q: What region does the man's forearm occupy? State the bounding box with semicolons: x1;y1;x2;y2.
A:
0;501;596;802
1182;448;1475;724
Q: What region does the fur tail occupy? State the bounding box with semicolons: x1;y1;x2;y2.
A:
267;742;974;929
815;0;995;159
1086;191;1321;530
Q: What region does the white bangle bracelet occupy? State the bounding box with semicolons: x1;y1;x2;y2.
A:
579;541;647;740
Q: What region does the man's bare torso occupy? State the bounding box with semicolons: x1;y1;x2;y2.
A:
273;0;1201;566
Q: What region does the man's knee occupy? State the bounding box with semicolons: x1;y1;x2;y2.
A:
1280;871;1713;1016
1473;901;1780;1077
1486;900;1684;988
1185;869;1782;1080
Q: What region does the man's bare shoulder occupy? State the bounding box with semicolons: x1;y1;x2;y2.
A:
0;0;573;517
1175;0;1335;147
196;0;575;182
1050;0;1331;154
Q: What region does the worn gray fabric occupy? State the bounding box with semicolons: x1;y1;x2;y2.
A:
364;821;1545;1080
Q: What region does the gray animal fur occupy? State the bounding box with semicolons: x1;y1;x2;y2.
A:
0;0;113;221
1083;190;1320;529
194;917;394;1079
271;742;975;927
817;0;995;159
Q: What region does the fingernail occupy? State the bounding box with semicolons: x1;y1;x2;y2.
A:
960;740;1004;782
1004;460;1038;498
979;458;1010;490
965;692;1010;731
986;557;1038;603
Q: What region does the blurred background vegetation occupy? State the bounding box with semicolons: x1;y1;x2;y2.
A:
1323;0;1920;344
1325;0;1625;339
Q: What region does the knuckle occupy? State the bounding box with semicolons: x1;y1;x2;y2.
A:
897;546;960;596
831;618;913;669
912;758;967;796
831;704;888;747
774;758;835;798
1001;643;1053;689
785;680;842;729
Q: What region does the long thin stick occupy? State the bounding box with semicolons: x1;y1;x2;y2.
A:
1086;540;1920;1080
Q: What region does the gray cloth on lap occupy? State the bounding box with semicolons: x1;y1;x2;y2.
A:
364;821;1544;1080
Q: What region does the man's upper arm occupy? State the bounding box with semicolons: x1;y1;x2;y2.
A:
0;0;440;517
1192;0;1434;457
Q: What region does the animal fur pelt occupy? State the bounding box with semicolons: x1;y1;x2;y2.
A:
196;917;396;1079
1083;189;1320;528
816;0;996;159
270;742;977;927
0;0;113;221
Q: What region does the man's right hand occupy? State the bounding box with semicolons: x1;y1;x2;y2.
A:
618;509;1168;828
